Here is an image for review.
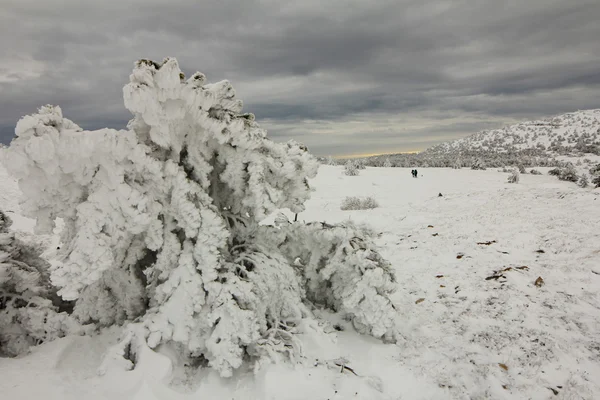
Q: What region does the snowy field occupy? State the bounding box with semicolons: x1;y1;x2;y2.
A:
2;163;600;399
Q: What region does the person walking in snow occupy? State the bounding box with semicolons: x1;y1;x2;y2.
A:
414;169;418;178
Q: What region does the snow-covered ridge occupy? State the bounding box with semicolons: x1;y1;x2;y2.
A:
426;109;600;156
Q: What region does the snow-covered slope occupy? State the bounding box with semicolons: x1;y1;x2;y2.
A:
2;164;600;399
426;109;600;157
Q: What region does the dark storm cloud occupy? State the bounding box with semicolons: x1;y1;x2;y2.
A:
1;0;599;155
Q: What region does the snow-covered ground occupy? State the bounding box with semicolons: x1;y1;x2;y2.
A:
2;163;600;399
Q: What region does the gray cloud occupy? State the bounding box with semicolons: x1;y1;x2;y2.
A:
1;0;599;155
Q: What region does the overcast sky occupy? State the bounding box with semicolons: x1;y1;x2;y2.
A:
1;0;599;156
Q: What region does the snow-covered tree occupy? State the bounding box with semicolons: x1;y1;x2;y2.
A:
452;158;462;169
0;210;81;356
344;160;360;176
471;158;486;170
507;169;520;183
326;155;337;166
383;158;392;168
3;58;398;375
355;158;367;170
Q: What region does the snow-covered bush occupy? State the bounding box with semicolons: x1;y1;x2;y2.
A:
340;196;379;210
326;156;337;166
258;221;397;342
383;158;392;168
355;159;367;170
3;58;398;375
0;210;81;356
590;164;600;188
548;168;561;176
558;163;579;182
578;174;589;188
452;158;461;169
530;169;542;175
344;160;359;176
507;169;520;183
471;158;486;170
518;163;526;174
548;164;579;183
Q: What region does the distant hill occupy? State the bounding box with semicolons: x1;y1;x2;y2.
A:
353;109;600;168
424;109;600;157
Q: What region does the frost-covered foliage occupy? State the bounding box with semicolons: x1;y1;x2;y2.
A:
578;174;589;188
326;156;337;166
471;158;486;170
507;169;520;183
518;163;526;174
383;158;392;168
3;58;399;376
530;169;542;175
344;160;359;176
453;158;462;169
340;196;379;210
0;210;80;356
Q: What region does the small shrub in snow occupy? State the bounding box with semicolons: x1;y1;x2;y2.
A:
355;159;367;170
340;196;379;210
3;58;398;376
0;210;80;356
344;160;359;176
326;156;337;166
507;169;520;183
518;163;526;174
548;168;561;176
590;164;600;187
578;174;589;188
548;164;579;183
558;164;579;182
530;169;542;175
